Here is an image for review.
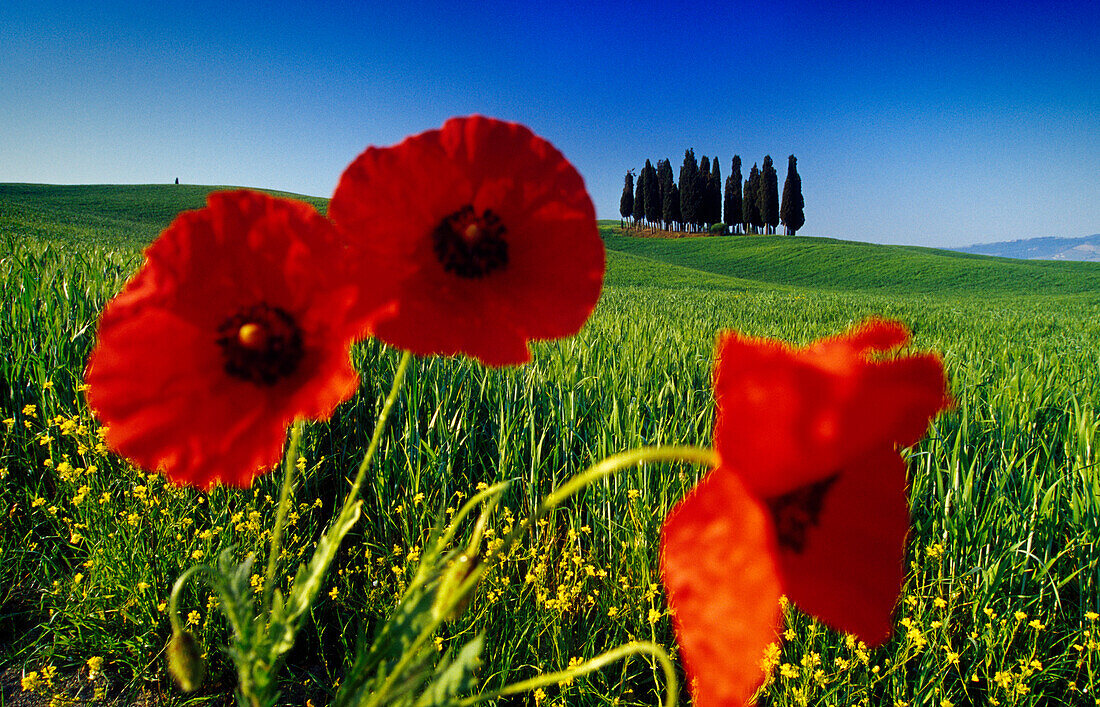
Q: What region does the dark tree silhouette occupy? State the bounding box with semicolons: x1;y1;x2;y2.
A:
658;159;676;229
759;155;780;235
744;163;762;234
780;154;805;235
619;171;634;228
698;155;711;230
678;149;699;232
723;173;736;234
710;156;722;229
669;182;681;229
632;167;645;225
728;156;742;233
643;159;661;227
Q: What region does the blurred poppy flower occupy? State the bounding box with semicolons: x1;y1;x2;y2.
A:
328;115;604;366
85;191;367;488
660;319;951;706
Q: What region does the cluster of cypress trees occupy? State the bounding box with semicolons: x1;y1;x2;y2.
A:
619;152;804;235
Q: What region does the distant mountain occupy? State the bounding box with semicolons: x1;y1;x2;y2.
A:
952;234;1100;262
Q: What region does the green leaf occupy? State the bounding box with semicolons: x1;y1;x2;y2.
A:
414;635;484;707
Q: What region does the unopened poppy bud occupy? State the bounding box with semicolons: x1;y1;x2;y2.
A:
167;631;205;692
434;554;480;621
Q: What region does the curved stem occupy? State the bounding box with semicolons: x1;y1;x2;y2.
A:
364;445;713;706
341;351;412;518
262;420;303;616
169;564;213;635
497;445;718;561
455;641;678;707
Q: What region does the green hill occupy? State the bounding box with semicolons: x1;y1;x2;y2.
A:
601;223;1100;296
0;183;327;248
4;185;1098;299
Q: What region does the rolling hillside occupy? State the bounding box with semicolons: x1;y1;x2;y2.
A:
602;223;1100;296
4;184;1099;299
0;183;327;247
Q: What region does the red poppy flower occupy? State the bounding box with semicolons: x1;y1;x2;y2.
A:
660;319;951;706
85;191;367;488
328;115;604;367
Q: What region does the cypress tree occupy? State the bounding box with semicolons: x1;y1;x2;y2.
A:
669;183;681;230
728;156;742;233
710;156;722;228
678;149;698;232
619;171;634;228
643;159;661;228
697;156;711;229
759;155;780;235
743;163;761;234
632;167;645;225
658;158;676;229
723;174;736;233
780;154;805;235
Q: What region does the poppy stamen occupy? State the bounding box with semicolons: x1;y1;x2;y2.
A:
432;205;508;278
766;474;840;553
217;304;304;385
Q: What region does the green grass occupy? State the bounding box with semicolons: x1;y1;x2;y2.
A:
1;188;1099;706
601;222;1100;295
0;184;327;248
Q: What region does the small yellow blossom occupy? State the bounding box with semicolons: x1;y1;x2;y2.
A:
22;671;42;692
1014;610;1027;622
779;663;800;679
329;586;339;600
86;656;103;679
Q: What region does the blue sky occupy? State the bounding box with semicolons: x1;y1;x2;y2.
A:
2;0;1097;247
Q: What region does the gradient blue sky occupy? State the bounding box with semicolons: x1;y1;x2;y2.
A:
2;1;1097;247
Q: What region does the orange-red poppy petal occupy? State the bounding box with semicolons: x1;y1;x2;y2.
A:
329;115;604;367
771;447;911;645
85;191;363;488
714;320;951;498
660;468;784;707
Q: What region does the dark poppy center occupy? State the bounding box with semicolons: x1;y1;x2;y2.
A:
216;303;304;385
432;205;508;278
765;474;839;554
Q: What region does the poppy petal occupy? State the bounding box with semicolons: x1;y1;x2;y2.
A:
770;447;911;645
661;468;784;706
85;191;364;488
330;116;604;366
714;321;950;498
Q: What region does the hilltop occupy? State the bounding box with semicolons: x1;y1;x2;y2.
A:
0;183;327;248
3;185;1098;300
601;222;1100;297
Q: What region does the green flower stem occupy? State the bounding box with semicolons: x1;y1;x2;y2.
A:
456;641;678;707
368;445;714;705
497;444;719;562
341;350;412;518
168;564;214;636
262;420;303;616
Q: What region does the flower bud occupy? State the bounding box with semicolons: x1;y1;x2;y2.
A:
167;631;205;692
